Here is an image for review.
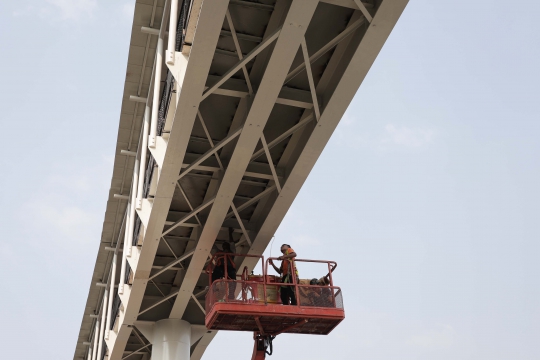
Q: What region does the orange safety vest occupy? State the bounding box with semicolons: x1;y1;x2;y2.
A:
280;248;299;283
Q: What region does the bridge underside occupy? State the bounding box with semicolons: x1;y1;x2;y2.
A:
73;0;408;359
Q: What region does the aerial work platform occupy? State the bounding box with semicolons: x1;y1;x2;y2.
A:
206;300;344;335
205;255;344;339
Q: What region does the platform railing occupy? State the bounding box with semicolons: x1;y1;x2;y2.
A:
206;279;271;312
206;280;345;312
297;285;344;309
206;254;344;313
265;257;338;307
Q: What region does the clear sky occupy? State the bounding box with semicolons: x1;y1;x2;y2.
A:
1;0;539;359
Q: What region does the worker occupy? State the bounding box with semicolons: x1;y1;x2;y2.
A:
269;244;298;305
312;276;333;307
315;273;331;286
212;242;236;281
211;229;237;300
315;267;336;305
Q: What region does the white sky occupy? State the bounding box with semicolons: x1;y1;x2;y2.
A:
1;0;539;359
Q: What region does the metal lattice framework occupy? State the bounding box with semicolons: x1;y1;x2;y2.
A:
73;0;408;359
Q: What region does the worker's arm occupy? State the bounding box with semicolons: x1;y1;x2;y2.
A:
269;259;281;274
226;227;237;254
322;264;336;284
278;251;296;260
228;227;235;243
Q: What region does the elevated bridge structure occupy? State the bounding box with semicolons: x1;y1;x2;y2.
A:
73;0;408;359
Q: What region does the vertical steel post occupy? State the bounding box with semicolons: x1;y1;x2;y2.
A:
166;0;179;65
105;252;117;339
224;254;229;302
96;293;107;360
292;259;300;306
262;257;267;305
118;205;130;295
91;320;99;360
328;262;337;307
126;154;140;257
149;37;164;148
136;105;151;209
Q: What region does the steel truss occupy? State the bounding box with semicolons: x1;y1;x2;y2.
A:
74;0;409;359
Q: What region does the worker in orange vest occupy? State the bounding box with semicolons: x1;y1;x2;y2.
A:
269;244;298;305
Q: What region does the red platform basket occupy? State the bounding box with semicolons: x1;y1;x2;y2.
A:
205;255;345;336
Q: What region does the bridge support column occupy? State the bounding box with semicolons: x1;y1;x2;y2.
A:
151;319;191;360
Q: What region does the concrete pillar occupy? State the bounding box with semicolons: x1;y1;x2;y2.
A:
151;319;191;360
